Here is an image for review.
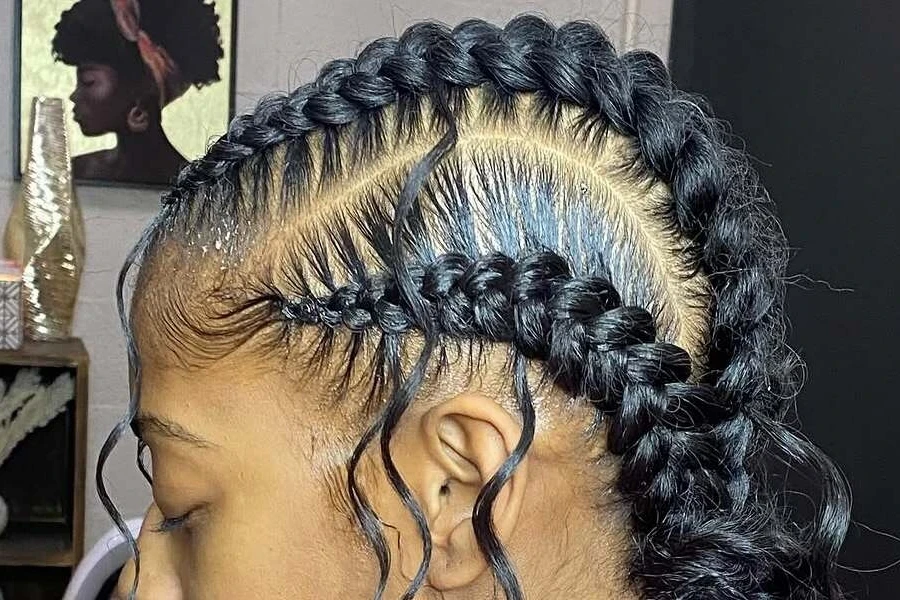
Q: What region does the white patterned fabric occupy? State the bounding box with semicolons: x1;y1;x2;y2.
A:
0;280;21;350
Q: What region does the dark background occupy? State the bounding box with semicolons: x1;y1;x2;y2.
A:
669;1;899;597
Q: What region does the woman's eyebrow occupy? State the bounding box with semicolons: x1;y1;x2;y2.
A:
132;412;217;448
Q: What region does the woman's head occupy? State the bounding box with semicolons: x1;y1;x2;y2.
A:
105;16;849;600
52;0;223;136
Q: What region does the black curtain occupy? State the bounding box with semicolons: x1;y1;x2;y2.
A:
669;2;900;597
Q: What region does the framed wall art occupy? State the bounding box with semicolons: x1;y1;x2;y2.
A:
15;0;237;188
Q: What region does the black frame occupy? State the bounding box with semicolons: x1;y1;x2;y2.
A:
11;0;239;191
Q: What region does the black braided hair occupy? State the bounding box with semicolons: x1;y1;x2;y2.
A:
101;15;849;600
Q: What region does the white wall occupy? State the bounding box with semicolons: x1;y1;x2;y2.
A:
0;0;672;548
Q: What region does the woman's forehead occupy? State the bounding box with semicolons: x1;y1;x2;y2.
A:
138;351;299;433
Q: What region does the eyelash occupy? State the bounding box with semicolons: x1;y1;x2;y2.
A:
154;509;197;534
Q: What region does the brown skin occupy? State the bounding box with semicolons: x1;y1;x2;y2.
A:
116;338;637;599
70;63;187;184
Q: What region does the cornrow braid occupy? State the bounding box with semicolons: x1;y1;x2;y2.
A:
103;14;850;600
277;248;727;417
164;18;623;202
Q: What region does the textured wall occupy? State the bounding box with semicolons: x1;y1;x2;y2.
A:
0;0;672;548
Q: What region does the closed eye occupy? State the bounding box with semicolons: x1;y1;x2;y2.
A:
154;509;196;534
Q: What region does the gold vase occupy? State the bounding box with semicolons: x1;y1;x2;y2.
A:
4;97;85;341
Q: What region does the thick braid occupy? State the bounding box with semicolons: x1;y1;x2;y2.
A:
608;42;846;598
596;50;835;596
279;252;739;496
165;17;628;204
277;252;709;417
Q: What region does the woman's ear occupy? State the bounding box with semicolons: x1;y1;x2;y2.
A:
126;100;151;133
410;393;529;592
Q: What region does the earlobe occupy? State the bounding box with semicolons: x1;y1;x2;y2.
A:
419;395;529;592
126;104;151;133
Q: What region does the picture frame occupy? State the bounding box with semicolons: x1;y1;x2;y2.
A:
13;0;238;190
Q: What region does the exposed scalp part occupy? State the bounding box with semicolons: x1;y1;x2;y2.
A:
108;15;848;600
141;93;711;376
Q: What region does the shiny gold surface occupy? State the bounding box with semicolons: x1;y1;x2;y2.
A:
13;97;85;341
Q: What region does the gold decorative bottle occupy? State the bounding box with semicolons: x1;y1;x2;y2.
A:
4;97;85;340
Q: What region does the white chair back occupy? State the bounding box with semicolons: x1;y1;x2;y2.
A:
62;518;143;600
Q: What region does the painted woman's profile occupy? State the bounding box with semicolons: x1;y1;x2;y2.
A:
51;0;225;185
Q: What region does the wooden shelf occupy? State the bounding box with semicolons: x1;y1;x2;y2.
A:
0;338;88;368
0;529;74;568
0;338;89;575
